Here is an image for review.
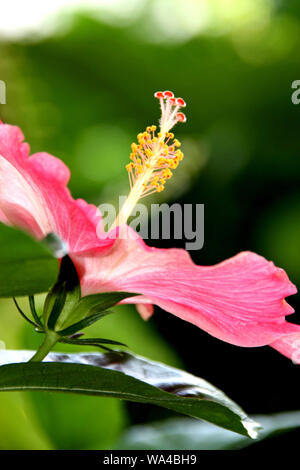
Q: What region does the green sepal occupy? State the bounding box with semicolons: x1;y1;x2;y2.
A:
43;256;81;331
57;310;111;336
59;337;126;353
25;256;139;356
52;256;81;331
60;337;127;347
62;292;138;330
13;298;39;329
46;282;67;331
29;296;43;329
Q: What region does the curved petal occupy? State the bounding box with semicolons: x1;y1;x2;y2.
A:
270;331;300;364
0;207;9;224
75;228;297;348
136;303;154;321
0;123;113;254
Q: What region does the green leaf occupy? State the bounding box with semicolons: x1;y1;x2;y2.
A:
114;412;300;450
0;224;58;297
0;350;260;438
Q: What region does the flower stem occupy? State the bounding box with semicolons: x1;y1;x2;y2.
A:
29;331;59;362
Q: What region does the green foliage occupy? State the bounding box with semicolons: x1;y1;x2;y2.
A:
0;224;58;298
115;411;300;450
0;392;52;450
27;392;126;450
0;350;260;438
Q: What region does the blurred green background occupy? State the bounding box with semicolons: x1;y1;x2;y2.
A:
0;0;299;449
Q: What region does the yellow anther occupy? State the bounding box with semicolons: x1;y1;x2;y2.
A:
126;122;183;203
162;168;172;179
145;149;153;158
175;150;184;160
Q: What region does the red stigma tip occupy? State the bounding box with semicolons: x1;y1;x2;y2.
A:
154;91;164;99
176;98;186;107
176;112;186;123
169;97;176;105
163;90;174;98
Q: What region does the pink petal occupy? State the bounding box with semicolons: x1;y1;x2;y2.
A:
0;207;9;224
270;331;300;364
29;152;70;186
75;227;297;348
0;123;113;255
136;303;154;321
0;124;29;164
0;155;51;238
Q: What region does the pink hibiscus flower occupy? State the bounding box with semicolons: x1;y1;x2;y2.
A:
0;91;299;364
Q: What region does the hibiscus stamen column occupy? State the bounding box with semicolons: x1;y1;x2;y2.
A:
111;91;186;229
